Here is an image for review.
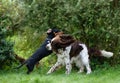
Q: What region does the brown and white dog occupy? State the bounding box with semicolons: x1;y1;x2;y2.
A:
46;34;113;75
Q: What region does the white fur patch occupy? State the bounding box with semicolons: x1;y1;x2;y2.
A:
100;50;113;58
47;44;92;75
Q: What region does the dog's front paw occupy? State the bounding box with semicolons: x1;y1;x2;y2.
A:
78;70;84;73
78;68;84;73
47;72;51;74
65;71;70;75
47;71;52;74
86;70;92;74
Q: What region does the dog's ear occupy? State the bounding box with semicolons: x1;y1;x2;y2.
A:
54;31;63;36
60;34;73;40
60;34;75;43
51;40;62;53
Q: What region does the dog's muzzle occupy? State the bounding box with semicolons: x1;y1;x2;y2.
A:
46;43;52;50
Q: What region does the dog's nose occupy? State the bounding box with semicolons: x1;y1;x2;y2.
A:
46;45;50;50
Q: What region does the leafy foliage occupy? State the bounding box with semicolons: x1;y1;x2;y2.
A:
0;26;15;69
12;27;46;58
0;0;120;69
23;0;120;66
0;1;18;70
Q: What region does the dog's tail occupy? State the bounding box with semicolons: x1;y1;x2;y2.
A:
88;48;113;58
14;54;26;64
13;54;27;69
100;50;113;58
13;61;26;69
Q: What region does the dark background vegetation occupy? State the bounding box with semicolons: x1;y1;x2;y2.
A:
0;0;120;70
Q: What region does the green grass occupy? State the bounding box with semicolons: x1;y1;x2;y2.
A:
0;65;120;83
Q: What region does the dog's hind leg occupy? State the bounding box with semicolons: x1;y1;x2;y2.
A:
81;55;91;74
85;62;91;74
76;60;84;73
26;63;35;74
79;44;92;74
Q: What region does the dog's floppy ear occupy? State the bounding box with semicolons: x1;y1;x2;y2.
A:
70;42;83;58
59;34;75;43
54;31;63;36
51;40;62;53
60;34;74;40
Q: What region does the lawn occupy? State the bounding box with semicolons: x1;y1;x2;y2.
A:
0;65;120;83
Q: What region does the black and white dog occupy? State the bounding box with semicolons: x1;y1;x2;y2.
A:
14;28;62;74
46;34;113;75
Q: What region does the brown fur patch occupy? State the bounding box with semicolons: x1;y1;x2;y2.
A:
69;41;83;58
51;34;75;53
14;54;25;64
88;47;101;57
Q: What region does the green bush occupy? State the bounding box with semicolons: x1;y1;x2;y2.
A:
0;1;17;70
24;0;120;65
0;26;15;70
12;27;46;58
1;0;120;69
